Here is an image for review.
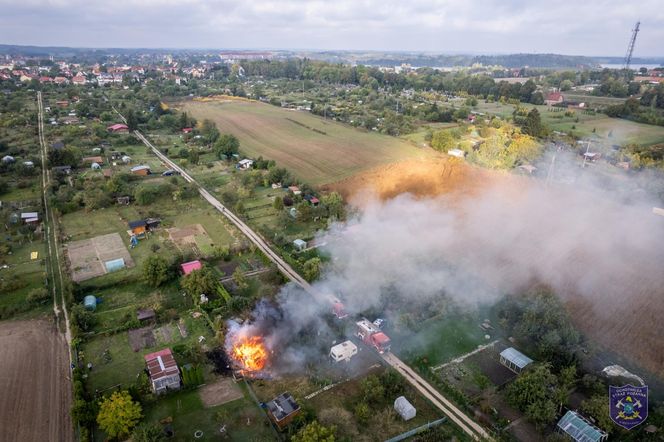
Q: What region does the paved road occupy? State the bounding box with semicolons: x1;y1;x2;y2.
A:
36;91;73;357
126;120;492;441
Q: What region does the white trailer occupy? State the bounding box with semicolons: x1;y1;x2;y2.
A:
330;340;358;362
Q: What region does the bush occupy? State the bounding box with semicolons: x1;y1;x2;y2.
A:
27;287;50;305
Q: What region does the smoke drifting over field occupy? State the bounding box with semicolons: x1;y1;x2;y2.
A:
231;154;664;375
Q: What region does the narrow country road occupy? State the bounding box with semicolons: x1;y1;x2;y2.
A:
383;352;492;441
113;102;492;440
37;91;73;356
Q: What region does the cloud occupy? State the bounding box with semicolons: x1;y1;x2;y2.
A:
0;0;662;55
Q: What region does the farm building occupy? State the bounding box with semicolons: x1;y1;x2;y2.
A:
266;392;300;430
144;348;181;395
82;156;104;165
181;260;202;275
137;308;156;323
237;159;254;170
107;123;129;133
121;155;131;164
448;148;466;159
394;396;416;421
545;92;564;106
130;165;151;176
145;218;161;230
2;155;15;164
330;340;358;362
91;162;101;170
556;410;608;442
23;161;34;168
182;127;193;133
293;239;307;251
128;220;148;237
117;196;131;205
304;195;319;206
288;186;302;195
52;165;71;175
499;347;533;374
583;152;601;162
21;212;39;224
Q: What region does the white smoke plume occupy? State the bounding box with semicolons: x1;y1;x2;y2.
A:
230;150;664;374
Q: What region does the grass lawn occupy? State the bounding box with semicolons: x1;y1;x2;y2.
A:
143;383;274;442
402;122;459;146
82;332;149;392
1;184;41;202
392;312;489;368
82;313;214;392
179;100;433;186
472;100;664;146
0;241;51;317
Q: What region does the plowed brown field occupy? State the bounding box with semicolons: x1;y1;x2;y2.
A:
0;320;72;441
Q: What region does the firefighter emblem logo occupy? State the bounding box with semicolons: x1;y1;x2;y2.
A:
609;385;648;430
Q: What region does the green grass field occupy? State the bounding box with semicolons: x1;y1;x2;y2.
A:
472;101;664;146
82;313;214;392
180;100;432;186
143;385;274;442
393;313;489;368
0;241;51;317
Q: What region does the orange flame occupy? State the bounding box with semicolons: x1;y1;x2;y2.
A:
231;335;268;372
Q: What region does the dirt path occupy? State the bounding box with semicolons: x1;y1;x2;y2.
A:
0;320;73;442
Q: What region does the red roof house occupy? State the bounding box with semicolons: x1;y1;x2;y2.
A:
545;92;564;105
107;123;129;133
181;260;202;275
144;348;181;394
182;127;193;133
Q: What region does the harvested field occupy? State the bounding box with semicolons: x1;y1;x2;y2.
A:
198;377;244;407
66;232;134;282
0;320;72;442
179;100;432;186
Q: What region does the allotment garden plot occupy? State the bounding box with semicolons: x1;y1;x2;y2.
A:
66;232;134;282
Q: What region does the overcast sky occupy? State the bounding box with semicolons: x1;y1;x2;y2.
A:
1;0;662;56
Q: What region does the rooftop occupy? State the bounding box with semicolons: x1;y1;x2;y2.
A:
181;260;202;275
130;165;151;171
128;220;147;229
266;392;300;421
144;348;179;381
500;347;533;369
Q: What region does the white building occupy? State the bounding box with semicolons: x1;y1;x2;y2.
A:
237;159;254;170
447;148;466;159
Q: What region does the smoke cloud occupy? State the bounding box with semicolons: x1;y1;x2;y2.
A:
230;150;664;375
